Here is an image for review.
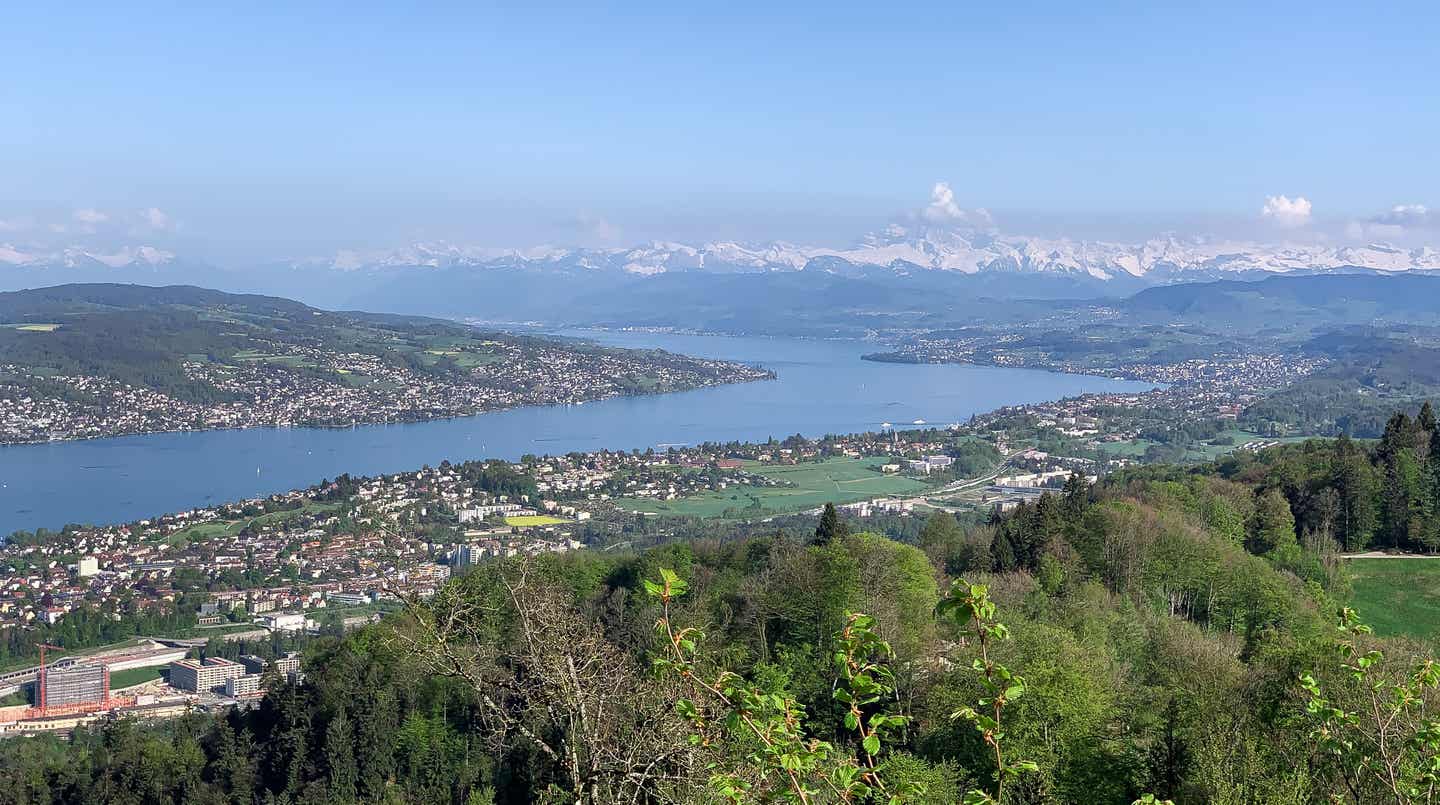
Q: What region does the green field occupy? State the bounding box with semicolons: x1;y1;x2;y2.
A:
1097;430;1315;463
616;457;927;519
109;666;165;689
230;352;318;369
504;515;568;527
1348;558;1440;639
167;500;342;545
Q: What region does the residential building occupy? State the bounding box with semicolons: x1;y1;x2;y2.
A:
274;652;302;681
169;657;244;693
223;674;262;698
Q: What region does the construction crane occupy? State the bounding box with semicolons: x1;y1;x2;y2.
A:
35;643;63;712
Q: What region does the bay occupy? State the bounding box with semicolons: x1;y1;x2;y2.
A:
1;332;1154;535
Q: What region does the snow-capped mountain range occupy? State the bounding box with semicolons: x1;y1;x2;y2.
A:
5;224;1440;285
0;243;175;270
295;225;1440;281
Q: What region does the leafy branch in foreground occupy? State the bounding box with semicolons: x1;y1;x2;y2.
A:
647;567;922;804
1300;606;1440;804
937;579;1037;805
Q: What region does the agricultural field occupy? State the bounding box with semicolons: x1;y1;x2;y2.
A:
1347;557;1440;639
503;515;568;527
616;457;929;519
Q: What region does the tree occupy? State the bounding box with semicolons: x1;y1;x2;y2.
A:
648;567;924;803
1247;488;1297;556
813;502;848;546
396;560;697;803
1378;412;1427;550
323;708;358;803
937;579;1039;804
1301;607;1440;803
203;718;256;803
1332;435;1379;552
918;511;965;572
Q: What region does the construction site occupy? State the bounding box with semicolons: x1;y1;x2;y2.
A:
0;640;200;736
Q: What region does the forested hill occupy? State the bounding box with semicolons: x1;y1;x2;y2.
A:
0;283;772;443
0;282;546;392
1121;272;1440;330
0;283;321;320
8;416;1440;802
1;283;483;395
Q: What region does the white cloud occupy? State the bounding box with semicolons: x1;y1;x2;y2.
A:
1345;203;1436;241
1369;204;1435;229
920;182;994;228
923;182;964;222
140;207;173;231
1261;195;1312;228
74;208;109;224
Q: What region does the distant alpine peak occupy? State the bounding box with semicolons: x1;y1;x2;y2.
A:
0;243;176;269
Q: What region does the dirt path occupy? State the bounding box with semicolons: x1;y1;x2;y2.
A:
1342;551;1440;559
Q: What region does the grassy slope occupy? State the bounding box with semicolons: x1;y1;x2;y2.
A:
1348;558;1440;639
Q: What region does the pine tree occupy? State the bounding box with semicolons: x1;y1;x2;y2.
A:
205;718;256;803
1422;401;1440;550
1332;435;1378;552
325;708;359;803
812;502;847;546
1061;472;1089;525
1377;413;1421;549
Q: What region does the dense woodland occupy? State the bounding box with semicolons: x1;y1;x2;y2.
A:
11;410;1440;801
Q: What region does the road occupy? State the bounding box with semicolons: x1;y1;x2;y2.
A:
890;448;1033;512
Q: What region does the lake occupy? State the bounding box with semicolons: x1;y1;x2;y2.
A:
0;332;1154;534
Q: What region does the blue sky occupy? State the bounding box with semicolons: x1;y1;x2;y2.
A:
2;1;1437;258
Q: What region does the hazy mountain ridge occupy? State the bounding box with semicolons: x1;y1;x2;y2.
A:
286;224;1440;281
7;224;1440;290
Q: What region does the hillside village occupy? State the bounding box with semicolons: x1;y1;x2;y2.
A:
0;342;771;444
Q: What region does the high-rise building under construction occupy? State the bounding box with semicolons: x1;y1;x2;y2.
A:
40;662;108;708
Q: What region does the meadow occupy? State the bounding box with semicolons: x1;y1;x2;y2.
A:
616;457;928;519
167;501;342;545
1347;557;1440;639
